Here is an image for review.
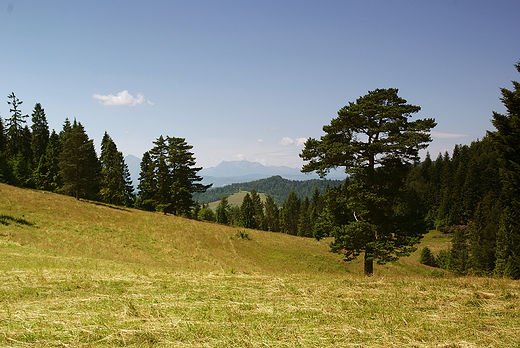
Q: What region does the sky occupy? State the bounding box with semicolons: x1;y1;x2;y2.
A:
1;0;519;170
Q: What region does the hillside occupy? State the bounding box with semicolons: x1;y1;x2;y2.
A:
193;175;345;206
0;183;347;274
1;183;519;347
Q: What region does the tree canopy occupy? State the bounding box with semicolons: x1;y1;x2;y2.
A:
300;88;436;275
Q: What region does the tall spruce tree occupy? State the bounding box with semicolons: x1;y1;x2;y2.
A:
34;130;62;192
300;88;436;275
264;194;280;232
280;190;301;235
136;136;210;215
135;151;157;210
250;189;265;230
215;194;229;225
489;61;520;279
59;119;101;200
240;193;256;228
99;132;134;206
30;103;49;168
0;116;12;183
6;92;28;158
166;136;211;216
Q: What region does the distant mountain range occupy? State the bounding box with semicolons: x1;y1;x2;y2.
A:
124;157;346;188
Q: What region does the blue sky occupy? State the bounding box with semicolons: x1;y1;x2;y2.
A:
1;1;519;170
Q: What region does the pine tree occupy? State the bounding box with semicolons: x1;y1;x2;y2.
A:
12;126;33;187
135;151;157;211
215;194;229;225
30;103;49;168
281;190;301;235
298;196;312;237
489;61;520;279
250;189;265;230
59;119;101;200
300;88;435;275
166;136;211;216
450;225;470;274
0;116;12;183
34;130;62;192
469;191;499;275
240;193;256;228
136;135;210;215
264;194;280;232
6;92;28;158
99;132;134;206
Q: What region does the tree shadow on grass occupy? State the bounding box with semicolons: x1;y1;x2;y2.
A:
86;200;131;212
0;214;33;226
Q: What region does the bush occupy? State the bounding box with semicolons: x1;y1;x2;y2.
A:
436;249;451;270
232;230;251;240
419;246;437;267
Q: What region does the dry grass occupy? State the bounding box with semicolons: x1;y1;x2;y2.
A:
1;183;519;347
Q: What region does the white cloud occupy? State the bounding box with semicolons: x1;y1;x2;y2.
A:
296;137;307;146
430;131;470;139
93;90;152;106
279;137;295;146
279;137;307;146
257;139;264;144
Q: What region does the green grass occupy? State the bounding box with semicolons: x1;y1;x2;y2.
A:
0;183;519;347
207;191;267;210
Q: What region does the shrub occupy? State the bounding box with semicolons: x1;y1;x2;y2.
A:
419;246;437;267
436;249;451;270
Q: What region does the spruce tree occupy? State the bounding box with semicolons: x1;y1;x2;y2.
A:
240;193;256;229
99;132;134;206
489;61;520;279
136;135;210;215
6;92;28;158
0;116;12;183
215;194;229;225
135;151;157;211
34;130;61;192
30;103;49;168
250;189;265;230
281;190;301;235
264;194;280;232
298;196;312;237
59;120;101;200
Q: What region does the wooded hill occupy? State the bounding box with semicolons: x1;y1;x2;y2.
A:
192;175;344;206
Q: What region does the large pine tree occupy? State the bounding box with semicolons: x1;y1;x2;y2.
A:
489;61;520;279
59;119;101;200
99;132;134;206
301;88;436;275
136;135;210;215
30;103;49;168
5;92;28;158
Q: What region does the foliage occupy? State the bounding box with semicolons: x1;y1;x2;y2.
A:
59;119;101;200
193;175;343;206
419;246;437;267
488;61;520;279
136;135;211;216
99;132;135;207
215;194;229;224
301;88;436;275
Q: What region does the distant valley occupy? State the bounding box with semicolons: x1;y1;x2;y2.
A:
125;156;346;189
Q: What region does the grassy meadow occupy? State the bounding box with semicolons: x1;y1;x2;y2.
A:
207;191;267;210
0;183;519;347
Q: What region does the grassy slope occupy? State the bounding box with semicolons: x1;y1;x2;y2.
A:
0;184;345;275
1;183;519;347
